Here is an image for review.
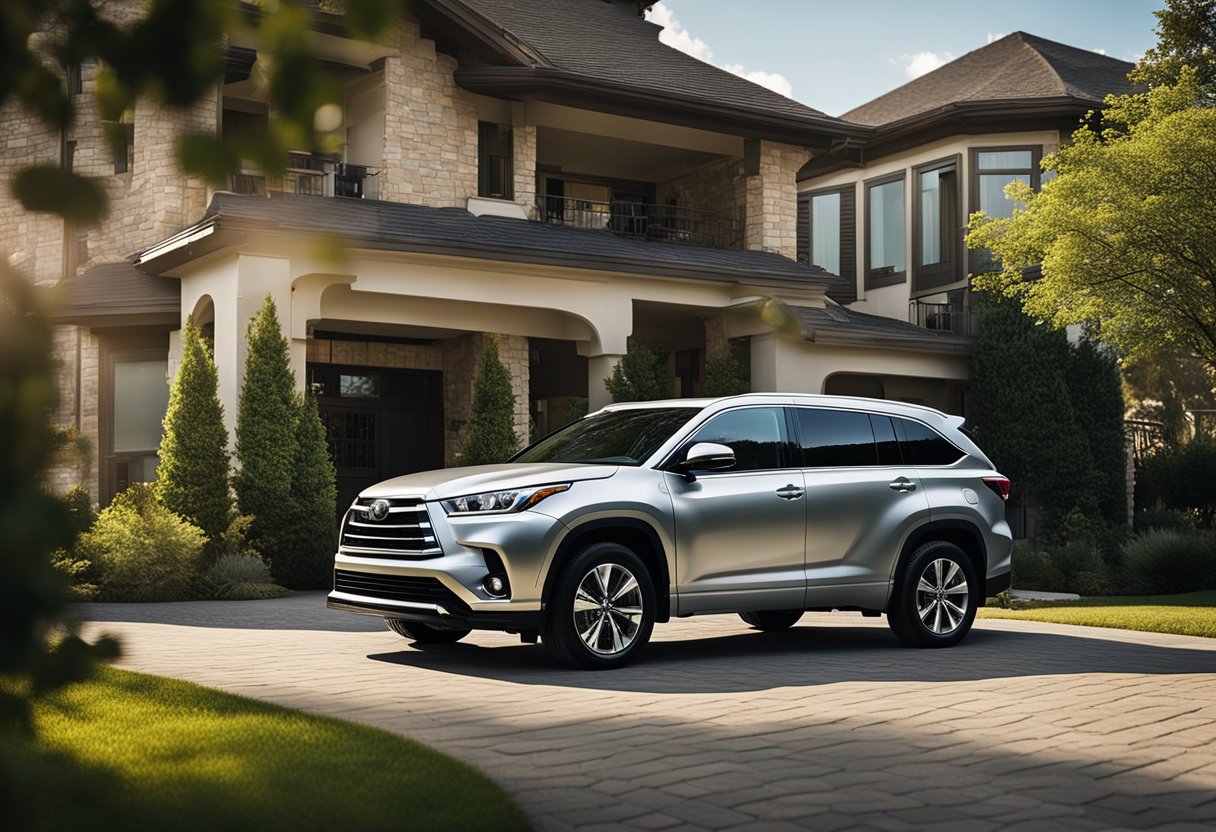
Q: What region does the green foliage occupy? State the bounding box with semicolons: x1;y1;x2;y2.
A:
205;553;289;602
156;317;231;558
459;335;519;466
78;484;204;603
1064;339;1128;526
275;391;338;589
1123;348;1216;443
0;264;117;731
50;551;98;602
605;338;673;402
564;397;590;423
703;353;749;397
1129;0;1216;104
1137;439;1216;528
61;485;96;547
1121;530;1216;595
234;296;297;569
1011;537;1111;596
979;591;1216;638
1135;507;1195;532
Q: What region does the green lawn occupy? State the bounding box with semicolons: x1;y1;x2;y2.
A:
2;667;529;832
979;591;1216;638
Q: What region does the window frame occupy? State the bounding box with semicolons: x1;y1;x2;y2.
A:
911;154;963;296
477;121;514;200
662;405;798;474
99;338;169;505
968;145;1042;272
803;184;857;303
792;406;881;469
863;170;908;289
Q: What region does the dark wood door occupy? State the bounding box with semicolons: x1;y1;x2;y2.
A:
309;364;444;515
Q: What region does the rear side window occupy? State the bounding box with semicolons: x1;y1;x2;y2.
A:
870;414;903;465
894;417;965;466
796;408;877;467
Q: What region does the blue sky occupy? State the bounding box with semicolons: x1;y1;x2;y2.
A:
647;1;1164;116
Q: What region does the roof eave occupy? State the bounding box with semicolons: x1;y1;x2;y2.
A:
804;328;977;353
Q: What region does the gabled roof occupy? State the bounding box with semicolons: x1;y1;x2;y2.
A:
843;32;1134;127
137;192;845;293
419;0;867;146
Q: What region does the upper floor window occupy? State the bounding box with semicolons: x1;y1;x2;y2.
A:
798;186;857;303
478;121;513;200
865;173;906;289
970;147;1041;272
913;157;961;293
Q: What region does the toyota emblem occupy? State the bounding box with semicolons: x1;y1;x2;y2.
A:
368;499;391;521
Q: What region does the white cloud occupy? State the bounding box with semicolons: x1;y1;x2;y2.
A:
894;51;952;79
646;2;793;98
987;32;1007;44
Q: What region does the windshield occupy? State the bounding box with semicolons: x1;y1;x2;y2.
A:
513;407;699;466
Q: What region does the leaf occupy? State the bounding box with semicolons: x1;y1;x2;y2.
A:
178;133;240;188
10;166;107;224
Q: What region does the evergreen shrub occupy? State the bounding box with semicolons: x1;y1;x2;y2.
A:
459;335;519;465
703;353;749;397
1120;530;1216;595
276;391;338;589
605;338;672;402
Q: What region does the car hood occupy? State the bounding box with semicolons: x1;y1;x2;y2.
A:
358;463;619;501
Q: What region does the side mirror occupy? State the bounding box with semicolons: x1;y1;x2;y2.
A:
675;442;736;481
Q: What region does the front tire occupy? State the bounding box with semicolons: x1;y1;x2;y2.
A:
740;610;803;631
887;541;978;648
384;618;471;644
542;542;656;669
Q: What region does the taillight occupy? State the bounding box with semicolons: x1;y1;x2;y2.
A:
982;476;1011;501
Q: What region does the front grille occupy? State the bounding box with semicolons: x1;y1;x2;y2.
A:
333;569;469;613
340;498;442;558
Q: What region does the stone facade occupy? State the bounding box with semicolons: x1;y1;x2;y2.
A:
745;140;809;260
656;157;747;250
512;123;538;210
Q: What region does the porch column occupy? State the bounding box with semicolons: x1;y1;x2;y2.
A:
586;354;623;411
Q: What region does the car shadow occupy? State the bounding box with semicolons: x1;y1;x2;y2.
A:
367;623;1216;694
76;592;385;632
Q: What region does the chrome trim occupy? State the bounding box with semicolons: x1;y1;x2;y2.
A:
328;590;449;616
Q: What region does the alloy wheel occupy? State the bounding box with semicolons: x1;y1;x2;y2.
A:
915;558;970;635
572;563;644;655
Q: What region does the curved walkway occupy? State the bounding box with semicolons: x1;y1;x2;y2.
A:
81;595;1216;831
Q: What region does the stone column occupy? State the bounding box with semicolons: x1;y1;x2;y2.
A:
744;140;811;260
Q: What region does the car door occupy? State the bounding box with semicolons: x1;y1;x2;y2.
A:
665;406;806;614
796;408;931;610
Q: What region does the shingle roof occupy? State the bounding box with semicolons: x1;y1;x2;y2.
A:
442;0;830;121
843;32;1134;126
48;261;179;323
794;303;975;353
170;192;843;291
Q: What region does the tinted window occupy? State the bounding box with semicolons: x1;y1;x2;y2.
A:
689;407;789;472
797;408;877;467
895;418;964;466
514;407;697;466
869;414;903;465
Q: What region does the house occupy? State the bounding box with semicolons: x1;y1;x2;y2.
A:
3;2;1131;513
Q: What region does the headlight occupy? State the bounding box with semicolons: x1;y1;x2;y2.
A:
442;483;570;515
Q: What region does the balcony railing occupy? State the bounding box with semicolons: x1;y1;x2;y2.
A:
908;298;978;337
529;193;739;249
229;155;381;200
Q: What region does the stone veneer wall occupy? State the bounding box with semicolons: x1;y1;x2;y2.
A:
513;124;538;210
745;140;809;260
656;157;747;250
307;332;530;467
379;19;479;208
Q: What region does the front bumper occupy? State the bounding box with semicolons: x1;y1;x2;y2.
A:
326;592;540;630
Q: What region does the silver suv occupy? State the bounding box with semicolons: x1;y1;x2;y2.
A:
328;394;1013;669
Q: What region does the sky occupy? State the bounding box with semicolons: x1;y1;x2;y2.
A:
645;0;1164;116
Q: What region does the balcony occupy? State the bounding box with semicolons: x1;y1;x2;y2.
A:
229;154;381;200
909;296;977;337
529;193;739;250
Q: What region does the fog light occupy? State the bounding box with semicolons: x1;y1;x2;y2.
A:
484;575;506;596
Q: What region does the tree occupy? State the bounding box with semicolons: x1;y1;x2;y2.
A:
1064;337;1129;526
155;317;231;557
459;335;519;466
234;295;296;570
1130;0;1216;104
703;353;749;397
277;390;338;589
605;338;673;402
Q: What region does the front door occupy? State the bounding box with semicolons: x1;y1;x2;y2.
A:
310;364;444;515
666;406;805;614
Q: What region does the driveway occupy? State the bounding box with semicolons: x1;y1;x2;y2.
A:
81;595;1216;831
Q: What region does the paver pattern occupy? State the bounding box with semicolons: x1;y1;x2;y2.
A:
81;595;1216;831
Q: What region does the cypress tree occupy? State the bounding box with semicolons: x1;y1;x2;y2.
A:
234;295;296;569
1065;337;1128;526
459;335;519;465
276;390;338;589
605;338;673;402
156;317;231;557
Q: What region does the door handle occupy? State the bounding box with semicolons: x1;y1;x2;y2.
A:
889;477;918;493
776;484;804;500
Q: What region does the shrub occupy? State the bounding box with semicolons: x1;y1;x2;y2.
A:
1120;529;1216;595
1011;543;1065;592
564;397;589;423
275;391;338;589
459;335;519;466
1137;439;1216;529
50;550;98;602
78;484;205;602
1011;537;1112;595
605;338;672;402
205;554;288;601
61;485;96;548
703;353;749;397
1135;507;1194;533
156;316;231;557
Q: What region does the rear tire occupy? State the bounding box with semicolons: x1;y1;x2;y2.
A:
887;541;978;648
384;618;470;644
739;609;803;631
542;541;656;670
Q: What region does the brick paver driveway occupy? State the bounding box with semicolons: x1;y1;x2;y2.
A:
82;595;1216;831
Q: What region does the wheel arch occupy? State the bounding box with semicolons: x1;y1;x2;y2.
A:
889;519;988;609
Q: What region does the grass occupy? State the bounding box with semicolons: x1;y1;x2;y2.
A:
1;667;530;832
979;590;1216;638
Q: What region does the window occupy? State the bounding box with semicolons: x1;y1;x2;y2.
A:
865;173;906;288
796;408;876;468
340;373;379;398
970;147;1041;272
798;187;857;303
689;407;791;472
111;118;134;175
893;418;964;466
478;121;513;200
913;158;961;293
106;354;170;500
870;414;903;465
